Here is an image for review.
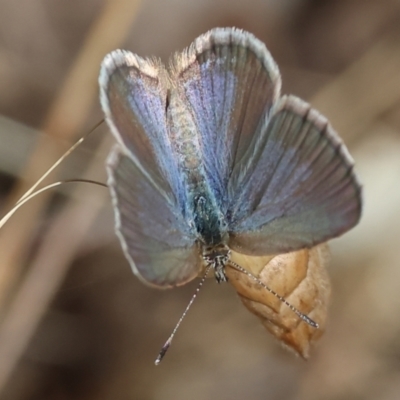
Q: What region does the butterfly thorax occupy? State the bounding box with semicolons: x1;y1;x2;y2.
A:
193;194;227;245
202;243;230;283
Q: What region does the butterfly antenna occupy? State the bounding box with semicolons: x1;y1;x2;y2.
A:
0;179;107;230
155;263;213;365
228;260;318;328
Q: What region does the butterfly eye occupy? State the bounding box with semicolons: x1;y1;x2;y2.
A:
226;243;331;358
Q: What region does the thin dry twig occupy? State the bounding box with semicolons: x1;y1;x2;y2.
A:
0;0;142;393
0;0;142;310
0;135;113;392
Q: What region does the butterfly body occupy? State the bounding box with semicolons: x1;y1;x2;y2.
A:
153;85;231;281
99;28;362;289
167;88;227;244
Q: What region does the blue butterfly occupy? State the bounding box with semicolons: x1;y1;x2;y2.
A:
99;27;362;289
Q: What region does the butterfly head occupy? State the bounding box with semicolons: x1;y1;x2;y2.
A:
202;243;231;283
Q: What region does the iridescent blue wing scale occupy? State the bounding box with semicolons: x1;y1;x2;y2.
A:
100;50;186;215
170;28;281;212
169;28;361;255
100;52;201;288
228;95;362;255
106;146;201;288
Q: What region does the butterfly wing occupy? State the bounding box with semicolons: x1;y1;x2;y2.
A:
169;27;360;254
170;28;281;212
100;29;361;277
107;146;201;288
100;50;187;215
100;52;201;287
228;95;362;255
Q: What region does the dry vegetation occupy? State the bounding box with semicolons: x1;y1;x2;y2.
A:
0;0;400;399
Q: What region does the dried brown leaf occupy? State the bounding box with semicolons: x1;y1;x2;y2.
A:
227;244;331;358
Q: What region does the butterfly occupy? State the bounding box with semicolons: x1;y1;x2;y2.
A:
98;27;361;292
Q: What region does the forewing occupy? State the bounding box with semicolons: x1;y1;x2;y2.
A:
99;50;186;213
107;146;201;288
170;28;281;210
228;95;362;255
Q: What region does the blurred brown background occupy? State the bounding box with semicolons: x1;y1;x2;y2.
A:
0;0;400;399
